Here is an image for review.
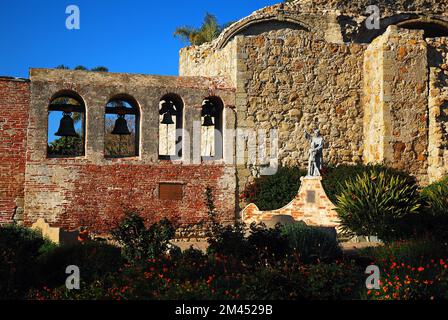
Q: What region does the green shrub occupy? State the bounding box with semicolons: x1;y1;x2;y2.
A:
207;222;251;261
37;242;123;288
335;170;421;242
240;166;307;210
239;261;363;300
280;223;342;264
417;177;448;240
240;268;296;300
111;213;175;263
0;224;56;299
296;262;364;300
322;164;416;203
247;224;290;264
174;247;210;282
421;176;448;215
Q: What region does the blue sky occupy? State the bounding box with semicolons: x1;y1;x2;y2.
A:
0;0;280;78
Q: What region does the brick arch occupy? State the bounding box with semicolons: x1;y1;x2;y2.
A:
354;14;448;43
217;15;310;49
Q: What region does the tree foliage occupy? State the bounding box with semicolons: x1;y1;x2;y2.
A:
174;13;232;46
55;65;109;72
48;136;83;157
111;213;175;264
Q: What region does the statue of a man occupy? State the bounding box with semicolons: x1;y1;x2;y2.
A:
305;129;324;177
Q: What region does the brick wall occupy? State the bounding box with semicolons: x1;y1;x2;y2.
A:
0;78;30;223
24;162;236;233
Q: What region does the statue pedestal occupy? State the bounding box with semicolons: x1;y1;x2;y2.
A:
241;176;340;228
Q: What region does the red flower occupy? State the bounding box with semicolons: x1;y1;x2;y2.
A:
417;267;425;272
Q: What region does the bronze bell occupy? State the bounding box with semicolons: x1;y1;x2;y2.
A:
159;100;174;116
55;112;78;137
202;114;214;127
161;111;175;125
201;100;215;117
112;114;131;135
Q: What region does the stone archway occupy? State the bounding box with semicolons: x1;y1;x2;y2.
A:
354;15;448;43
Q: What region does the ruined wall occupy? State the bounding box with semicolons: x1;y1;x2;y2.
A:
239;30;366;177
0;78;29;224
363;32;386;163
427;37;448;182
24;69;236;232
363;27;429;182
384;27;428;181
180;39;238;87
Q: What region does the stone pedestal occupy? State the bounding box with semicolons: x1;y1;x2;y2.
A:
241;176;339;228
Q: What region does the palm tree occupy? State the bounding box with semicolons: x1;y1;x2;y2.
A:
174;13;230;46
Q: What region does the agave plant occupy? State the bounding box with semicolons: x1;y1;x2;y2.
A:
335;170;421;242
421;176;448;216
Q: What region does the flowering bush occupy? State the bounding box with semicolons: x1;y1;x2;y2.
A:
362;239;448;300
28;254;363;300
367;259;448;300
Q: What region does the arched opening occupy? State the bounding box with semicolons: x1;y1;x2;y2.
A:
355;16;448;43
104;95;140;158
217;17;309;49
397;20;448;38
47;91;85;157
201;96;224;160
159;94;183;160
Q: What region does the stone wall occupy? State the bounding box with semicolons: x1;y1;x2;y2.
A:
363;27;429;182
363;26;429;183
427;37;448;182
0;78;29;224
237;30;366;188
180;39;238;87
23;69;236;232
363;31;386;164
